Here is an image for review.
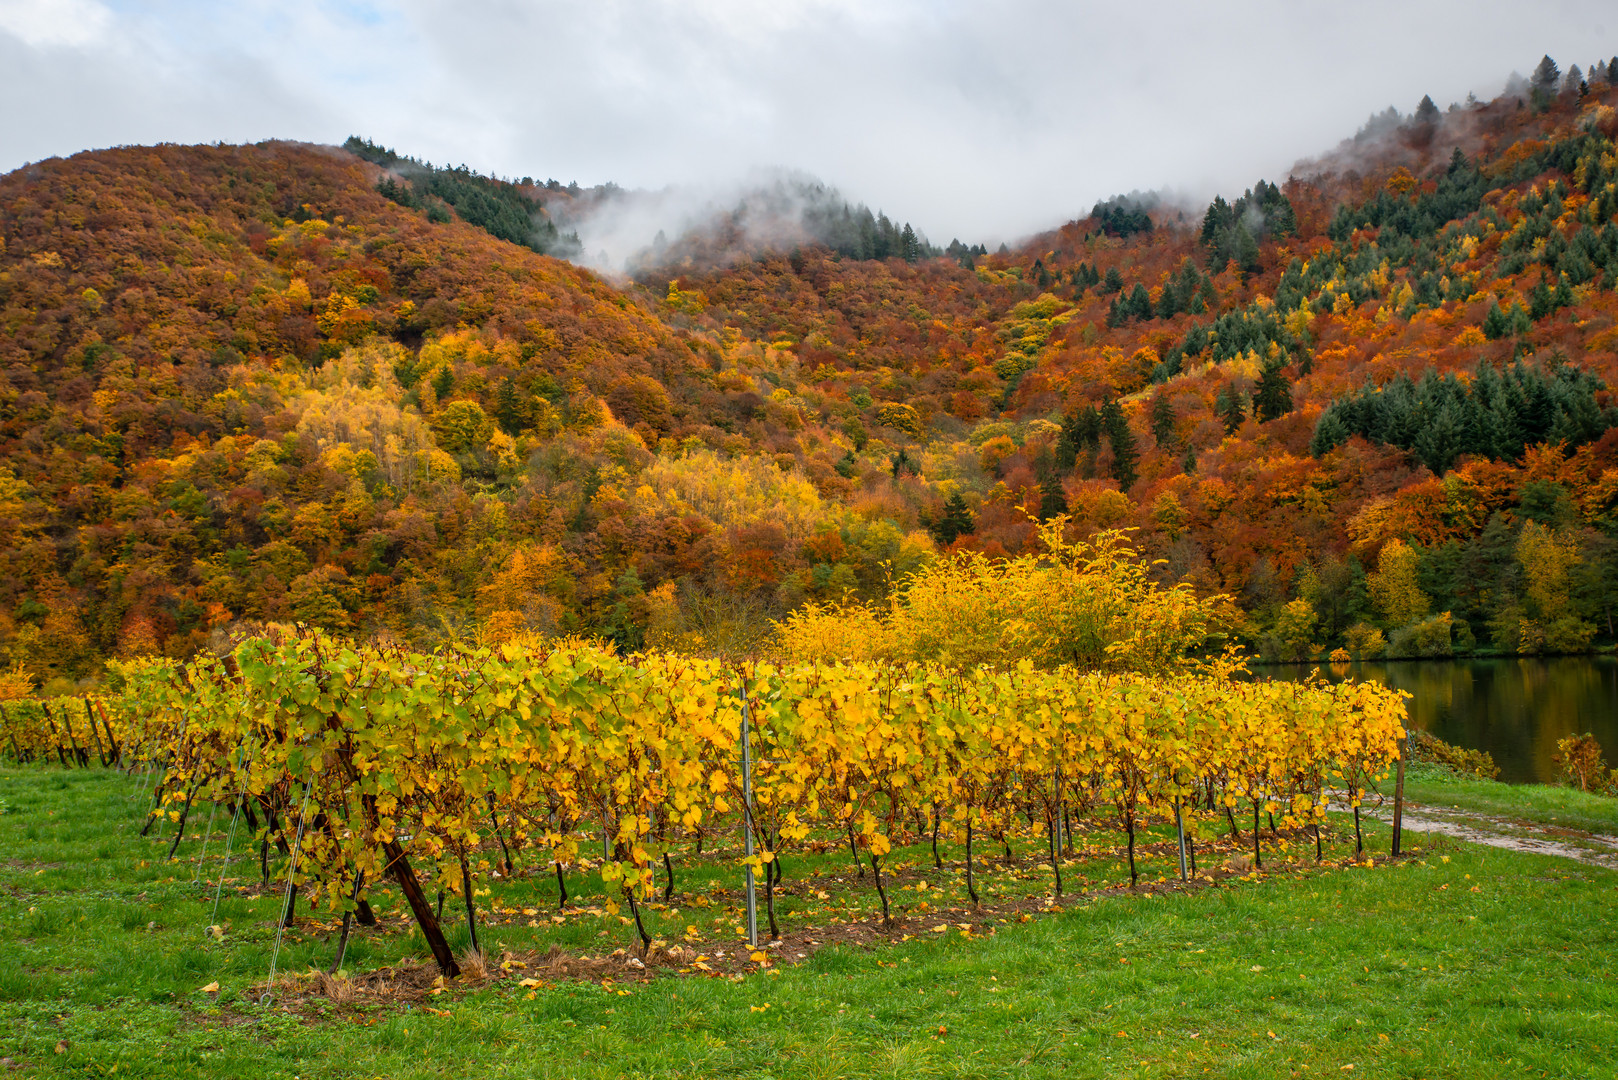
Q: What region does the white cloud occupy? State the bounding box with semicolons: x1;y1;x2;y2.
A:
0;0;111;48
1;1;1615;243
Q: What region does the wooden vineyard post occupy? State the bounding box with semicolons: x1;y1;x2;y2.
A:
1391;732;1407;857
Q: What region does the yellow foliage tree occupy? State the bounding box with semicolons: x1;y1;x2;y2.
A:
1367;539;1429;628
1515;522;1595;652
776;519;1234;674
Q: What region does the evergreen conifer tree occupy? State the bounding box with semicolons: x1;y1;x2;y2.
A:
1150;393;1178;447
494;378;524;434
1483;299;1511;340
1100;398;1138;491
1216;386;1247;435
933;492;975;544
1254;362;1293;422
1038;476;1069;520
432;363;455;400
1532;55;1562;96
1232;221;1262;274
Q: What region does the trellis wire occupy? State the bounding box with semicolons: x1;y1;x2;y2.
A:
191;797;221;885
260;782;313;1006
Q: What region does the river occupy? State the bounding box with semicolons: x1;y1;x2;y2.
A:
1253;656;1618;784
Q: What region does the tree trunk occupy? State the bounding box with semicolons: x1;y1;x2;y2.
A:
280;881;299;930
1047;808;1064;897
1252;800;1262;869
663;851;676;903
870;852;890;928
328;873;365;974
488;810;514;875
167;784;199;859
368;788;459;977
1225;803;1240;843
44;703;84;767
624;885;652;954
82;700;106;765
764;861;780;940
1353;804;1363;855
554;862;568;908
930;812;942;870
1125;809;1138;886
94;700;120;764
459;849;480;956
965;818;978;907
847;821;864;878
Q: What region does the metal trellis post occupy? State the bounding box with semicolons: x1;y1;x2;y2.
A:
739;683;758;950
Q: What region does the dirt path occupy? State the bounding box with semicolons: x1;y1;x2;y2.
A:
1365;802;1618;868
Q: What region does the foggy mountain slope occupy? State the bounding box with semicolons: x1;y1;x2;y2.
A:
3;61;1618;685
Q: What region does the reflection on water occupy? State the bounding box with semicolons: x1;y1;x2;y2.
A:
1252;656;1618;784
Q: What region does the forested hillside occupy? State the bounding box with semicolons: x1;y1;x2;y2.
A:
5;55;1618;689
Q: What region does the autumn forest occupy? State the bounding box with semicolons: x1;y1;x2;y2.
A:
6;56;1618;692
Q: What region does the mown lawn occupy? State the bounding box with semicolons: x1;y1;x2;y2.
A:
1;765;1614;1079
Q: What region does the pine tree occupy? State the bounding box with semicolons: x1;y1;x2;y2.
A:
1482;299;1511;340
1532;55;1562;97
933;492;975;544
494;378;525;434
432;363;455;400
1100;266;1124;295
1216;386;1247;435
1232;221;1261;274
1551;273;1573;312
900;223;921;263
1038;476;1069;521
1254;362;1293;422
1100;398;1138;491
1414;94;1440;125
1156;282;1180;319
1150;393;1178;447
1127;283;1152;320
1529;278;1554;320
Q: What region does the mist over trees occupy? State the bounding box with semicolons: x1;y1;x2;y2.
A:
346;136;582;259
8;52;1618;685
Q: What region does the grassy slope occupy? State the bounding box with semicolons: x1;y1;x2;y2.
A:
1;767;1614;1079
1375;763;1618;835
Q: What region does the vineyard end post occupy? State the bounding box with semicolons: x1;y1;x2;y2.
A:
1173;795;1188;882
739;681;758;951
1391;734;1407;857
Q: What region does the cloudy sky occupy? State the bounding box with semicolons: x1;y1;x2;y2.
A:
1;0;1614;243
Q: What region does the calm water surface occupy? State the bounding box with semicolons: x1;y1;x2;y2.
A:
1254;656;1618;784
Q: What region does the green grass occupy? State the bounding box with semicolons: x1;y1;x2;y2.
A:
1375;762;1618;835
1;766;1615;1078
